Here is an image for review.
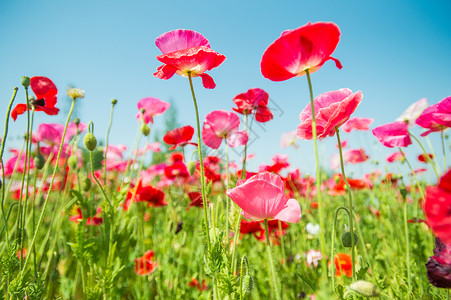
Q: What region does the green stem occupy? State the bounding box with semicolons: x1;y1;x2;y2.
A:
20;97;76;275
225;142;230;248
305;69;327;277
335;127;356;281
0;87;18;248
241;113;248;179
264;219;281;300
398;147;425;202
330;206;351;291
239;256;245;300
409;130;440;181
278;220;286;265
403;198;411;298
187;72;211;250
119;124;141;191
104;101;116;185
442;131;447;172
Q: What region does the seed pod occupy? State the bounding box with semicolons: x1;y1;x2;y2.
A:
349;280;379;297
84;133;97;151
82;178;91;192
21;76;30;87
68;155;78;169
341;231;358;248
34;154;45;170
187;160;196;176
111;99;118;105
141;124;150;136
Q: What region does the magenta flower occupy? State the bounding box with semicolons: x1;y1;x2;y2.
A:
297;88;363;140
261;22;342;81
202;110;248;149
426;238;451;289
153;29;226;89
342;117;374;133
232;88;273;122
415;96;451;136
396;98;428;127
35;123;64;146
226;172;301;223
386;151;404;163
344;148;369;164
372;121;412;148
136;97;170;124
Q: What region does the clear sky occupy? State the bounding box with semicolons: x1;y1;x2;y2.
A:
1;0;450;181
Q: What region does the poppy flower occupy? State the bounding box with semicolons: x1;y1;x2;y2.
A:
125;179;167;211
424;169;451;244
426;238;451;288
232;88;273;122
226;172;301;223
415;96;451;136
372;121;412;148
329;253;353;277
306;249;322;267
163;125;197;150
136;97;170;124
165;161;189;180
342;117;374;133
297;89;363;140
202;110;248;149
261;22;342;81
396;98;428;127
153;29;226;89
11;76;59;121
344;148;369;164
187;191;206;210
69;207;103;226
387;151;405;163
188;278;208;291
134;250;157;276
418;153;434;163
280;131;299;148
239;219;264;237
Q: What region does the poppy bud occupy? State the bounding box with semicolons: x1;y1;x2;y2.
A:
141;124;150;136
21;76;30;87
50;269;60;282
400;187;408;200
349;280;379;297
84;133;97;151
82;178;91;191
111;99;117;105
68;155;78;169
34;154;45;170
187;161;196;176
341;231;358;248
74;118;80;126
242;275;254;296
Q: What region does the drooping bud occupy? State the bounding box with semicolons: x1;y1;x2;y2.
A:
82;178;91;192
341;231;359;248
34;154;45;170
21;76;30;87
349;280;379;297
68;155;78;169
141;124;150;136
242;274;254;296
187;161;196;176
84;133;97;151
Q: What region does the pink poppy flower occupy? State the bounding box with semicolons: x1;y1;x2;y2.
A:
35;123;64;146
415;96;451;136
163;125;197;150
372;121;412;148
396;98;428;127
342;117;374;133
261;22;342;81
202;110;248;149
153;29;226;89
232;88;273;122
387;151;404;163
11;76;59;121
297;89;363;140
344;148;369;164
306;249;322;267
136;97;170;124
424;169;451;244
280;131;299;148
336;140;348;149
226;172;301;223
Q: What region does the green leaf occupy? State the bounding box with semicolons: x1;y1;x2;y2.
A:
296;272;318;292
357;263;370;280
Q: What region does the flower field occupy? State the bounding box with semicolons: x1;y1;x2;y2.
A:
0;22;450;300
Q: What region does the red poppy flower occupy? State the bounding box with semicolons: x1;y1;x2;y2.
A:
387;151;404;163
134;250;157;276
416;96;451;136
188;278;208;291
424;169;451;244
232;88;273;122
328;253;353;277
163;126;197;150
418;153;434;163
165;161;189;179
125;180;167;210
69;207;103;226
187;191;206;210
240;219;264;236
297;89;363;140
154;29;226;89
372;121;412;148
168;152;185;163
12;76;59;121
261;22;342;81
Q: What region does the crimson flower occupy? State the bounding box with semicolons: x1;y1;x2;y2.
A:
372;121;412;148
232;88;273;122
426;238;451;288
202;110;248;149
124;179;167;211
342;117;374;133
297;88;363;140
187;192;205;210
12;76;59;121
418;153;434;163
163;125;197;150
165;161;189;179
69;207;103;226
154;29;226;89
416;96;451;136
261;22;342;81
134;250;157;276
424;169;451;244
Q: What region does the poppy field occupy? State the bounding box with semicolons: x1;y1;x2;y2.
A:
1;22;451;300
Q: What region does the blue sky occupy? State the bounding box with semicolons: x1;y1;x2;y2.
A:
1;0;450;181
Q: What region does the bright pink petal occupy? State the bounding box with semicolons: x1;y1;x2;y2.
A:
273;198;302;223
202;123;223;149
204;110;240;138
200;74;216;89
372;121;412;148
155;29;210;54
154;64;177;80
227;130;248;148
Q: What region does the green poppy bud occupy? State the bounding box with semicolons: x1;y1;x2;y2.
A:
74;118;80;126
141;124;150;136
242;274;254;296
68;155;78;169
187;160;196;176
50;269;60;282
84;133;97;151
34;154;45;170
111;99;117;105
341;231;358;248
349;280;379;297
21;76;30;87
82;178;91;192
